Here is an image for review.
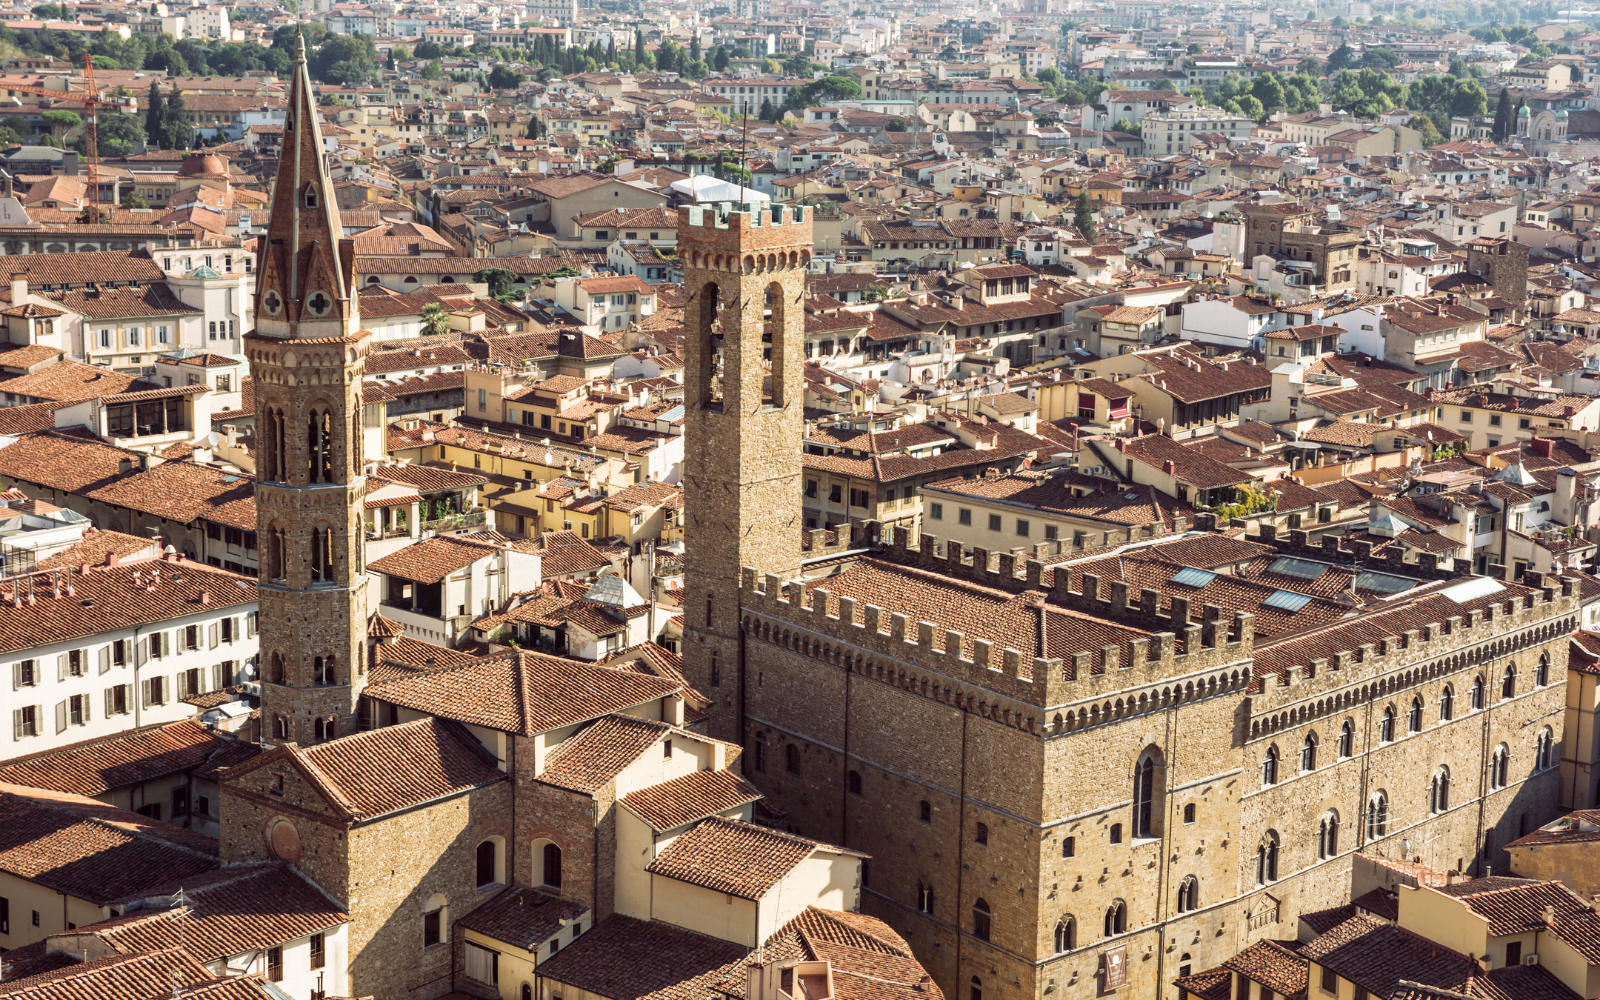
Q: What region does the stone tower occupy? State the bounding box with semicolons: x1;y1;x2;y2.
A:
678;202;812;741
249;29;370;746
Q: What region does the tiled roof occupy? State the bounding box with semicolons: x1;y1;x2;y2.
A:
289;717;506;822
762;907;942;1000
534;914;750;1000
646;817;849;900
1299;914;1475;998
0;720;243;797
456;884;588;951
620;769;763;832
0;949;218;999
0;250;165;288
367;535;501;584
0;360;151;403
366;649;679;736
0;559;255;655
0;783;217;906
527;529;613;578
539;714;671;794
85;460;256;531
1225;939;1307;998
370;461;488;492
0;429;144;493
35;530;160;571
73;863;346;965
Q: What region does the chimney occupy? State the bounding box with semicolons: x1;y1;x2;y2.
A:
1163;460;1176;474
8;272;23;306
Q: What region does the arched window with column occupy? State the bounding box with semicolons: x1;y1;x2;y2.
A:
1104;899;1126;937
1054;916;1076;952
1431;766;1451;814
1317;811;1339;859
1255;832;1280;884
1409;697;1424;733
1502;664;1517;700
1380;705;1396;742
1261;745;1279;787
307;406;334;484
1367;791;1388;839
1440;685;1454;721
1176;876;1199;913
1491;744;1510;789
1473;675;1486;709
1300;733;1318;772
1537;653;1550;687
1338;719;1354;758
1537;728;1554;771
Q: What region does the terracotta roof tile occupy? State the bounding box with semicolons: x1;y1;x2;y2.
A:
534;914;749;1000
539;714;671;794
290;717;506;822
620;769;763;832
646;817;852;900
0;720;237;797
455;885;588;951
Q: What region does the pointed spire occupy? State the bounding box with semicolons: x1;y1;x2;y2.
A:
255;23;359;341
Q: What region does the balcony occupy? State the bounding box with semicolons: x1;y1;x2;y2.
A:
422;510;487;533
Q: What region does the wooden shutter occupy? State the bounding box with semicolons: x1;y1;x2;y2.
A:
104;687;113;718
247;612;258;637
231;616;240;643
212;663;224;690
82;693;89;723
209;623;218;649
141;679;151;708
10;662;17;691
161;632;170;657
11;709;20;740
98;645;109;674
56;654;65;682
54;700;66;734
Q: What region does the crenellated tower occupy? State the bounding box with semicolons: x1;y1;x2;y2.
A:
677;202;812;742
249;28;370;745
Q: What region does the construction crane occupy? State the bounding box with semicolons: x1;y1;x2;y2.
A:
4;54;135;218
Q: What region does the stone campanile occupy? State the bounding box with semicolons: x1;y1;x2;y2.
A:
678;202;812;741
249;29;370;746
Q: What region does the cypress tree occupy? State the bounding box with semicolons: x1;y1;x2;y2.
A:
145;81;164;149
1073;193;1096;245
1492;88;1511;142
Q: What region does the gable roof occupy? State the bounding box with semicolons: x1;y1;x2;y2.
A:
645;817;859;900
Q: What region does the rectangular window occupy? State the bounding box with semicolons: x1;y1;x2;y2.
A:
805;480;817;498
988;513;1002;532
849;489;868;508
112;640;126;666
310;932;325;969
266;946;283;982
829;484;842;503
424;909;442;946
478;389;487;412
959;508;972;525
930;502;943;520
1016;519;1029;536
1044;524;1058;540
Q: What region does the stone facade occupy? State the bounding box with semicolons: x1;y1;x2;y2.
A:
249;32;371;746
1242;203;1362;294
679;202;814;741
673;203;1576;1000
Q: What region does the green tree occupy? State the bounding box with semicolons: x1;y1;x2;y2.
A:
1492;88;1512;141
1073;192;1095;245
30;4;62;17
762;56;780;73
1414;115;1444;146
1251;74;1286;114
1329;68;1403;117
391;44;411;62
1359;46;1400;69
422;59;443;80
782;51;812;77
1327;43;1356;72
1112;117;1140;136
474;267;522;301
884;117;907;131
160;89;191;149
420;303;450;336
657;38;683;74
1406;74;1487;134
311;33;377;85
689;34;700;64
759;97;777;122
488;65;524;89
714;46;730;71
40;109;79;134
71;110;144;156
413;39;445;59
1299;56;1323;76
786;75;861;110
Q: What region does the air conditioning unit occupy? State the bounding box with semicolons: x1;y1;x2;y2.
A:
1522;955;1541;967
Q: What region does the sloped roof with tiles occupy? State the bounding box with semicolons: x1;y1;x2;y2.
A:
538;714;671;794
0;429;143;492
0;720;240;797
456;885;589;951
0;560;255;654
0;360;151;402
761;907;943;1000
925;473;1188;529
35;530;160;571
366;649;679;736
271;717;506;823
0;949;219;999
0;783;217;905
0;250;165;288
69;863;346;964
1299;915;1476;997
367;535;502;584
646;817;846;900
535;914;750;1000
620;769;763;833
1224;940;1307;999
86;461;256;530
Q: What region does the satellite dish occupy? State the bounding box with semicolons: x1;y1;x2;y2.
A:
207;432;220;447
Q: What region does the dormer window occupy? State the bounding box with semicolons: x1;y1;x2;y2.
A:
304;186;318;208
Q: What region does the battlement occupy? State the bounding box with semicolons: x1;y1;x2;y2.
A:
1249;576;1579;717
1246;523;1460;581
683;201;809;230
677;202;814;256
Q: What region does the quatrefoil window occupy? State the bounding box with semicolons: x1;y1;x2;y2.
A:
262;289;282;315
305;290;332;317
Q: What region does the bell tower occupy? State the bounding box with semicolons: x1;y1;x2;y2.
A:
249;28;370;746
678;202;812;741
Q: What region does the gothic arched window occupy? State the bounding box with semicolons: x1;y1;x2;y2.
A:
1261;745;1279;787
1318;811;1339;859
1300;733;1318;772
1054;916;1075;952
1132;751;1159;837
1367;792;1388;839
1431;766;1451;814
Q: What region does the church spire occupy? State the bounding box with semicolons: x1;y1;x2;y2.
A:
255;27;358;340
